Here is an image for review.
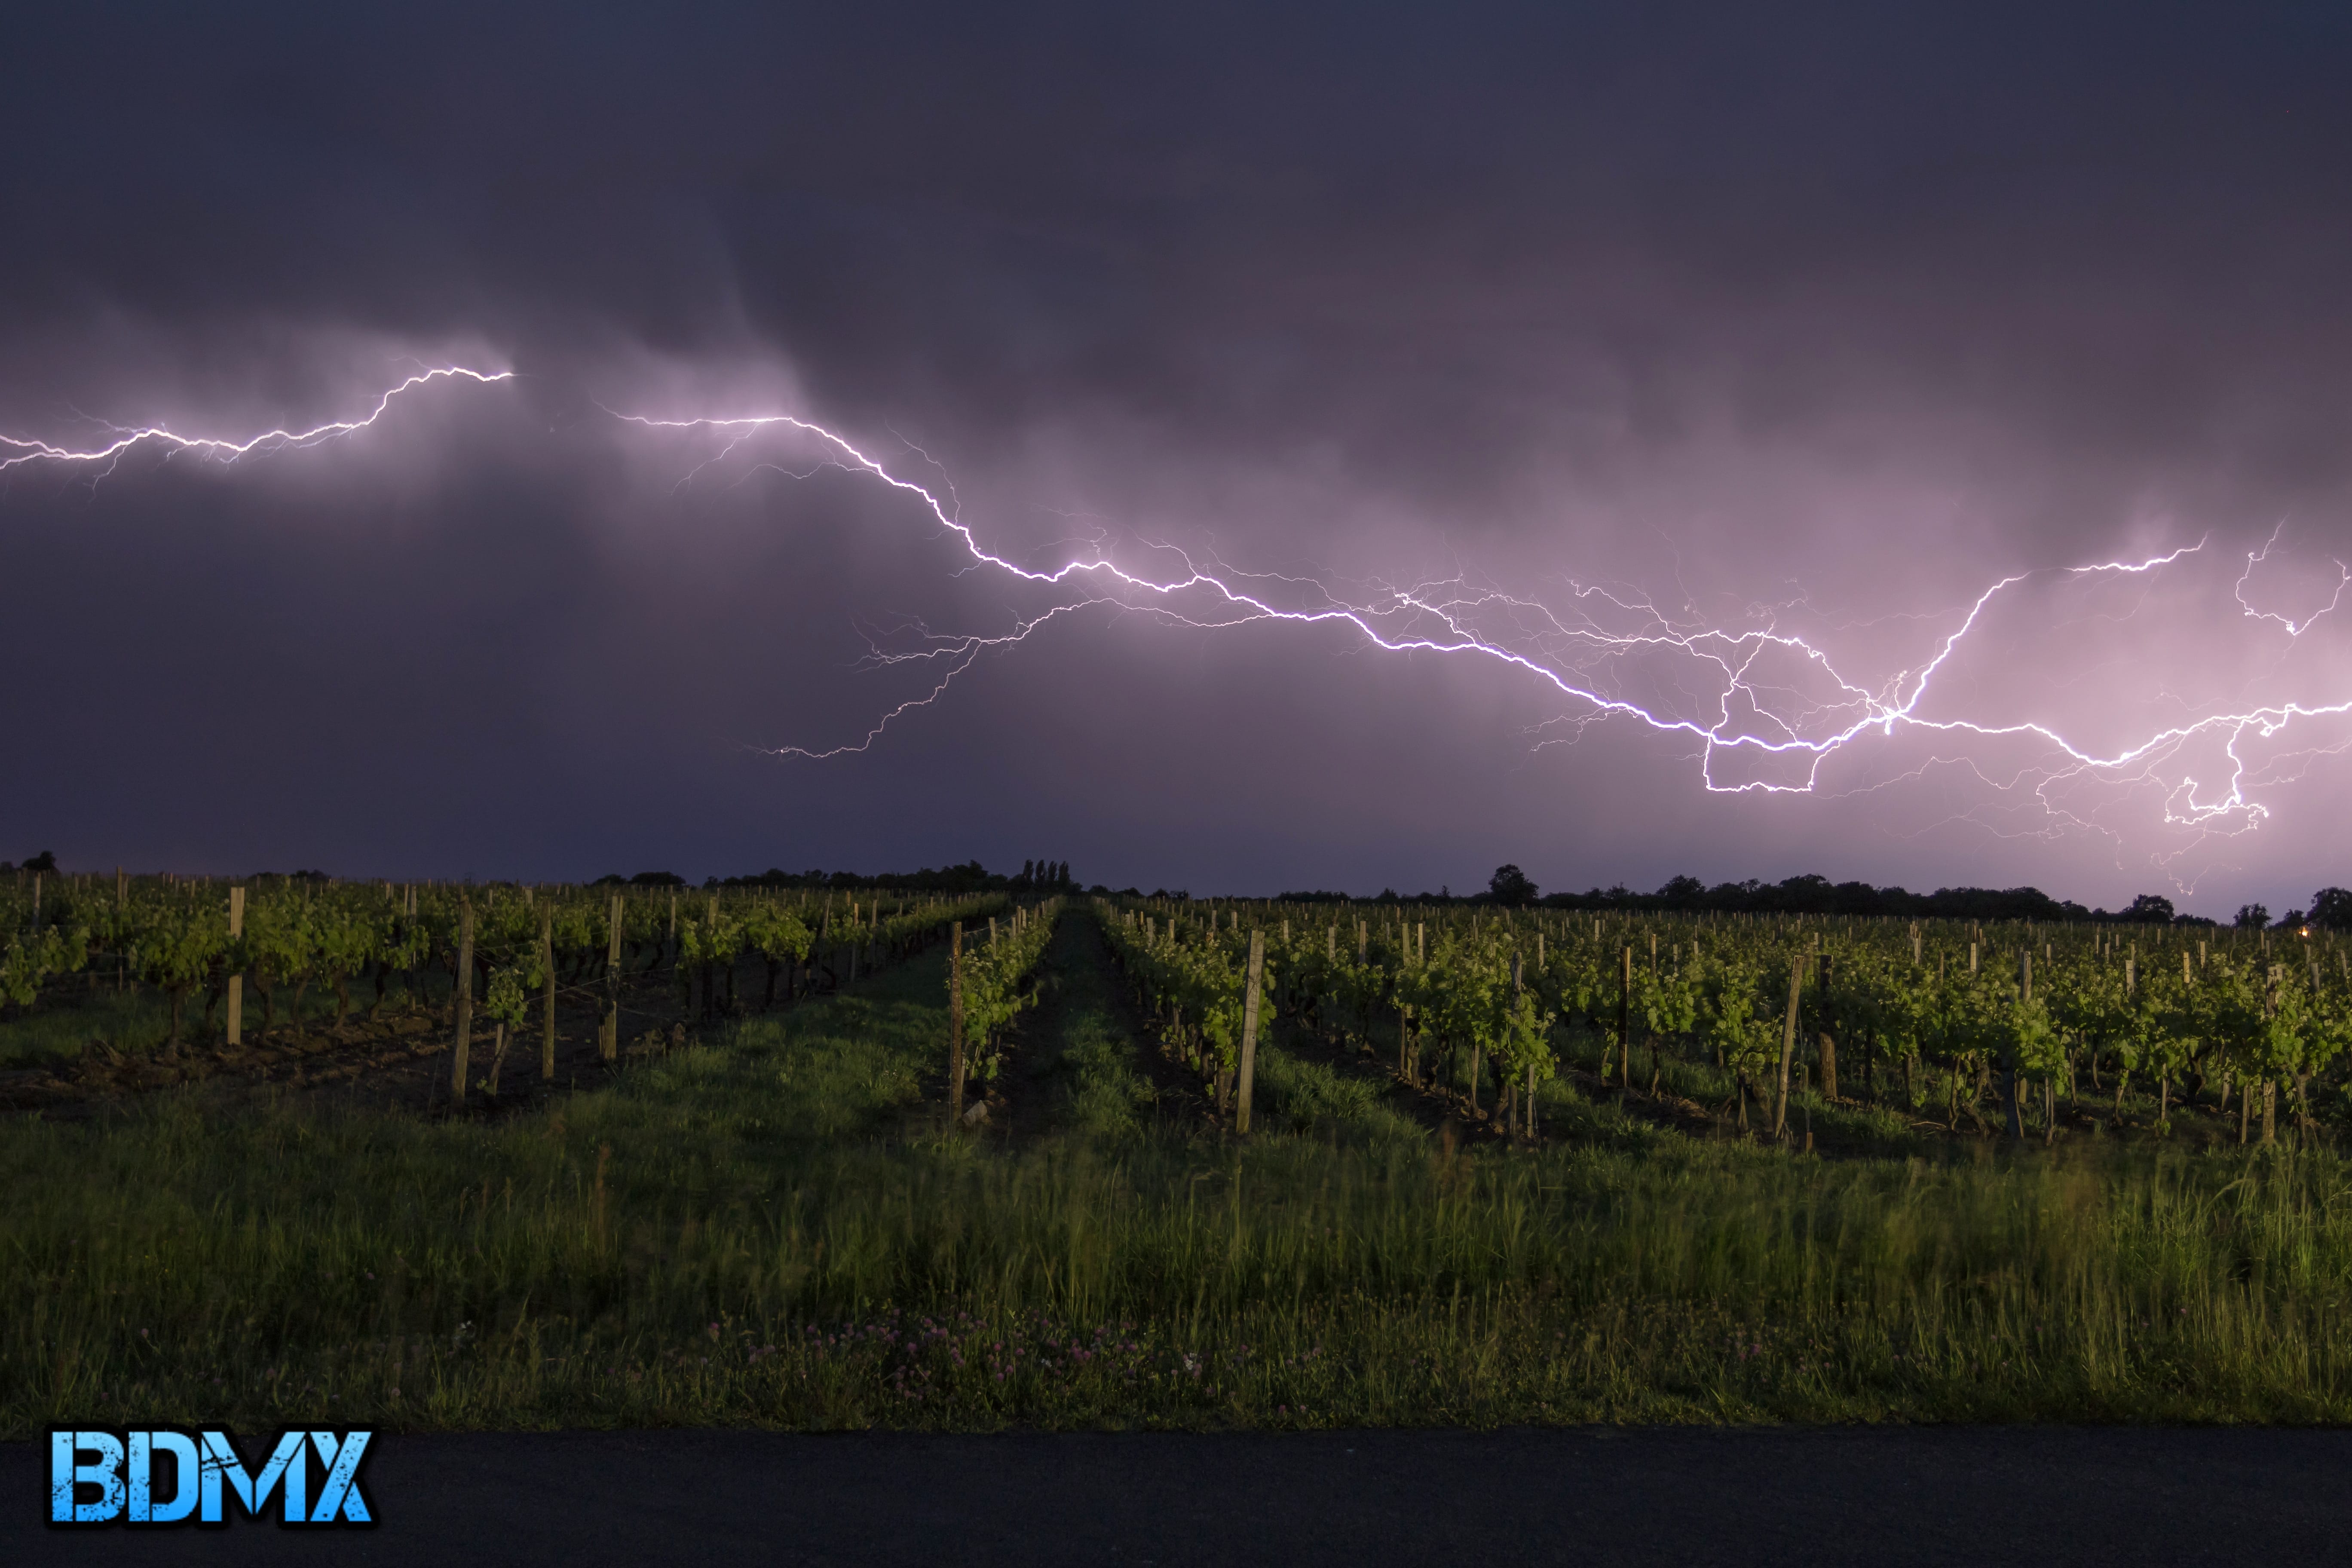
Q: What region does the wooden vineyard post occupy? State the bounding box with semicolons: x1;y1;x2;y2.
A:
603;893;622;1060
1400;920;1417;1074
225;886;245;1046
540;900;557;1080
1617;944;1632;1089
1773;953;1804;1139
708;892;723;1010
1817;951;1838;1101
1235;929;1265;1134
2006;951;2030;1142
947;922;967;1126
1514;949;1533;1133
451;896;475;1107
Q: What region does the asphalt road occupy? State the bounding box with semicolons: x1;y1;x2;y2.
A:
15;1426;2348;1565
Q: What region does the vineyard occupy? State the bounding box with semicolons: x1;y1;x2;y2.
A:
9;870;2352;1436
1096;893;2352;1151
0;870;1028;1113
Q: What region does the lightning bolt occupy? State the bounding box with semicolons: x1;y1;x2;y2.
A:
2236;520;2350;638
7;364;2348;866
0;366;514;474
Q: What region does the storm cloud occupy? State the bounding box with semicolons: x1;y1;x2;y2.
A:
5;3;2351;913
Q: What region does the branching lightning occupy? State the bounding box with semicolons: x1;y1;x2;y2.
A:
2236;520;2350;638
0;367;514;475
8;364;2349;865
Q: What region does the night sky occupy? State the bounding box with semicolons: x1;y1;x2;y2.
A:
5;4;2351;915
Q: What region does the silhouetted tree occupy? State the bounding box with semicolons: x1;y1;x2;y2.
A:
1488;864;1538;906
1656;874;1705;906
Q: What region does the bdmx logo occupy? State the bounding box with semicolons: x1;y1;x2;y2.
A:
49;1428;375;1528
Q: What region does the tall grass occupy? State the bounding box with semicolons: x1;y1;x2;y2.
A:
7;928;2352;1434
0;971;450;1069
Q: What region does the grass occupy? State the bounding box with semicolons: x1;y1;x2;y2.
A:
9;913;2352;1435
0;971;451;1070
0;984;183;1068
1040;926;1161;1141
1253;1035;1426;1148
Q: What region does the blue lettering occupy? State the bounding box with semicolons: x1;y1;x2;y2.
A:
308;1430;373;1522
51;1430;126;1524
128;1430;199;1524
199;1430;308;1524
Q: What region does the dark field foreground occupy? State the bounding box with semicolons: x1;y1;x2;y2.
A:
13;1426;2348;1565
10;912;2352;1436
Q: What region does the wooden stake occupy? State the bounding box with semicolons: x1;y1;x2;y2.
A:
947;922;967;1124
603;893;622;1060
1816;951;1838;1101
2007;951;2030;1140
1508;953;1523;1133
1617;943;1632;1087
225;886;245;1046
1235;929;1265;1133
1773;954;1804;1139
541;901;557;1079
451;897;475;1106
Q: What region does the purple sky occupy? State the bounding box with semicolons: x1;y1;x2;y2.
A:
5;4;2352;917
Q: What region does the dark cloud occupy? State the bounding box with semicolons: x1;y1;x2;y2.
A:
5;3;2352;912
